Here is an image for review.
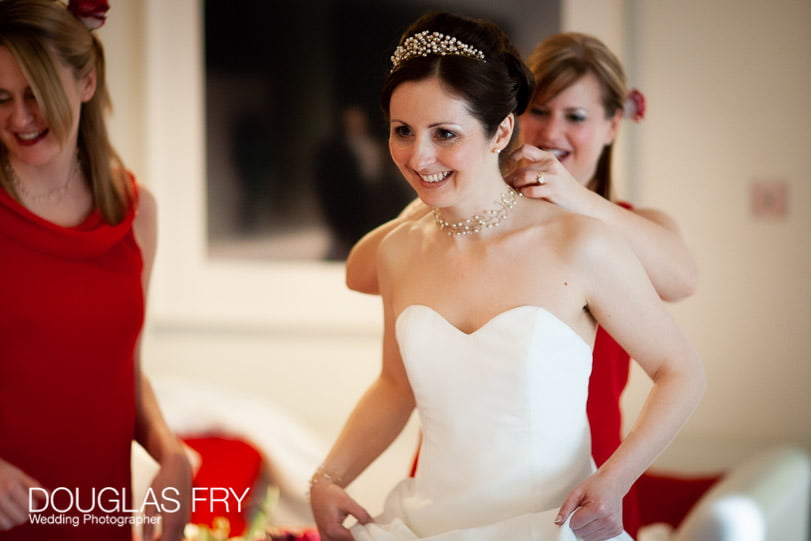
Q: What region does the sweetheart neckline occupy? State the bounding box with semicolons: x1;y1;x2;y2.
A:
396;304;592;349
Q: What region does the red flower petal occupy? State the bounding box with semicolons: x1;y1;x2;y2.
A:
625;88;646;122
67;0;110;29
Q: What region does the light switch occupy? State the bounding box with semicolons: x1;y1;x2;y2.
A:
750;179;788;219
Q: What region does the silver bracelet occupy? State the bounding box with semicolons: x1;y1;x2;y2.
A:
307;464;343;495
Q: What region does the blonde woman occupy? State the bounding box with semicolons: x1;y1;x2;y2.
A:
0;1;190;539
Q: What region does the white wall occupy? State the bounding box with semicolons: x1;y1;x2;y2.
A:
98;1;145;184
101;0;810;503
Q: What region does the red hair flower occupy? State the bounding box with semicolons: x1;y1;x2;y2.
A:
67;0;110;30
624;88;646;122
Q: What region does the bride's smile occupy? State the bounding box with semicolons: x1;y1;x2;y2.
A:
388;77;512;222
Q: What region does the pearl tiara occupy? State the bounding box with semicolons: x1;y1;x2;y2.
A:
390;30;486;72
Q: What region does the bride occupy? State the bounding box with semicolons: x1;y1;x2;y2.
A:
309;12;705;541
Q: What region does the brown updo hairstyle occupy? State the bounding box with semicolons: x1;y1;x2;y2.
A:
526;32;629;199
381;12;535;159
0;0;132;224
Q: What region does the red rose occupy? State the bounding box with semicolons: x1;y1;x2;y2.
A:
267;526;320;540
625;88;646;122
299;529;320;541
67;0;110;30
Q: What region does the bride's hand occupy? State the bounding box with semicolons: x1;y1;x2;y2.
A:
310;480;372;541
504;145;602;215
554;471;625;541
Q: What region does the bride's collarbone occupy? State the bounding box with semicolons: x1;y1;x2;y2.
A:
419;243;568;283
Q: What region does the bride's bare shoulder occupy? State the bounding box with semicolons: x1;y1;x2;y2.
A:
519;199;625;262
378;212;432;266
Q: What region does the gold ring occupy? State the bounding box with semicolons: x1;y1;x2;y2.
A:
536;169;546;185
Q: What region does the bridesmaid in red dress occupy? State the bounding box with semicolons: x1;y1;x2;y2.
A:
0;1;191;539
344;32;718;540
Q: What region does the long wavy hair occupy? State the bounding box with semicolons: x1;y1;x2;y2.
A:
0;0;132;224
526;32;628;199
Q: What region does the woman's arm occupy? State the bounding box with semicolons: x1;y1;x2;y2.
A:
310;372;414;541
586;202;697;302
508;144;698;301
557;219;705;539
0;458;44;531
132;186;192;541
345;198;429;295
313;234;417;541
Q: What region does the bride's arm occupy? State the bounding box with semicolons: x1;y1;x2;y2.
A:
557;219;705;539
311;237;416;541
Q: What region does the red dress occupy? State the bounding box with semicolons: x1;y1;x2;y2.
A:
0;182;142;540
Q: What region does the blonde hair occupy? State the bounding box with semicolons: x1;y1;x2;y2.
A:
0;0;132;224
526;32;628;199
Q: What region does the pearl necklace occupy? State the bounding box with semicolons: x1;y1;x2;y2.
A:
433;187;523;236
5;159;79;204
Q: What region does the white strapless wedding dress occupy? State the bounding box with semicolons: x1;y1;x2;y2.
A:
351;305;632;541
